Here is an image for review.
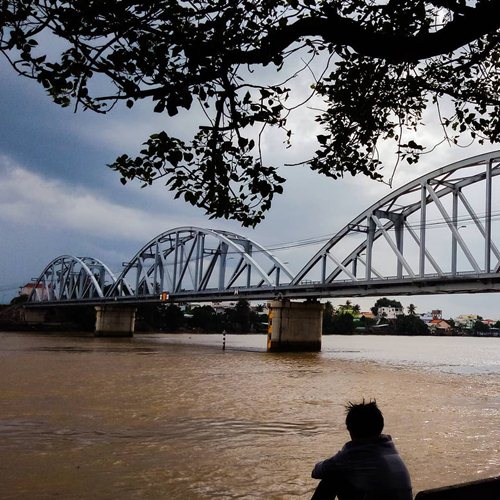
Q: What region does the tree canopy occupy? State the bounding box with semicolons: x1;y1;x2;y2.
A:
1;1;499;225
394;314;429;335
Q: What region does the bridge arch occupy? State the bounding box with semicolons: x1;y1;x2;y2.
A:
292;151;500;285
28;255;118;302
107;227;294;299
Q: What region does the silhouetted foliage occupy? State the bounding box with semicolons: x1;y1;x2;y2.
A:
322;301;335;334
394;314;429;335
358;315;376;327
233;298;251;332
136;304;164;331
473;320;490;333
223;299;266;332
2;1;499;225
10;294;28;305
337;300;361;316
324;300;371;334
330;312;355;335
190;305;220;331
163;304;185;331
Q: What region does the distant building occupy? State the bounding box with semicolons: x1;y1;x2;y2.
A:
20;282;50;301
419;312;433;324
210;302;237;314
378;306;403;319
455;314;479;330
360;311;375;319
428;319;452;335
420;310;444;324
431;309;442;320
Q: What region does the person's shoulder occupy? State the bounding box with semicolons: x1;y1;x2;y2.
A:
377;434;402;452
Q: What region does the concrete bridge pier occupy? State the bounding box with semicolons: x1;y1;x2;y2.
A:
23;308;50;324
94;305;137;337
267;299;324;352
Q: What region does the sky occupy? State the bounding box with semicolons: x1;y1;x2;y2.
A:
1;48;499;320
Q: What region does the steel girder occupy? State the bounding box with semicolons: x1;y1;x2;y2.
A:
292;151;500;286
28;256;118;302
106;227;293;299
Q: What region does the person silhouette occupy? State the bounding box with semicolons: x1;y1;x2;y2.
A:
311;400;412;500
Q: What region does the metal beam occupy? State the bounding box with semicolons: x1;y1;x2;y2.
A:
326;252;358;281
426;184;481;273
485;159;492;272
404;221;443;276
371;214;415;278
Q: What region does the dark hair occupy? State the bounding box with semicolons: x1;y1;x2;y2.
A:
345;399;384;439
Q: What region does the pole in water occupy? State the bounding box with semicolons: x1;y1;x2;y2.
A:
222;330;226;350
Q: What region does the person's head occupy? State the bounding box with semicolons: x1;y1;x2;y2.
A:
345;399;384;440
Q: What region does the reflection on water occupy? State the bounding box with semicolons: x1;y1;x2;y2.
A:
0;332;498;499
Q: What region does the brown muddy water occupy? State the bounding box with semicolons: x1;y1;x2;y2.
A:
0;332;498;499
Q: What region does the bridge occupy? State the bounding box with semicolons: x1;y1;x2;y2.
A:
24;151;500;350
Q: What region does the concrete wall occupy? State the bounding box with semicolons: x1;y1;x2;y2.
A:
95;306;136;337
267;300;324;352
23;308;49;324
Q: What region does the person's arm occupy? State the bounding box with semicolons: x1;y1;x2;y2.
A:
311;451;343;479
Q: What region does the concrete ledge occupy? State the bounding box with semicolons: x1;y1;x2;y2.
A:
415;475;500;499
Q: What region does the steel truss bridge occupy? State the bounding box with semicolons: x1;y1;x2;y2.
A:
27;151;500;307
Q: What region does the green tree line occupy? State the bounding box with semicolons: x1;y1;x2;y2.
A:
323;298;429;335
136;299;268;333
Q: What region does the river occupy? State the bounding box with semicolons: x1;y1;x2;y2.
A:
0;332;498;499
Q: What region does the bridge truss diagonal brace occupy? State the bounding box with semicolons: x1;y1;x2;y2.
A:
354;254;384;280
403;221;444;276
371;214;415;278
457;190;500;271
326;252;358;281
174;234;199;292
374;209;407;278
425;184;481;273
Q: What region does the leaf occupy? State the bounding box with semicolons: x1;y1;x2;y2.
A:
154;101;165;113
166;101;178;116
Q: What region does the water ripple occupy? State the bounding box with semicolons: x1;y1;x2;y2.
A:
0;416;329;450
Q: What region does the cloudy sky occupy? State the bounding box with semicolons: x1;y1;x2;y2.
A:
1;51;499;320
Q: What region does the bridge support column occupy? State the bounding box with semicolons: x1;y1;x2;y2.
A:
267;300;324;352
94;306;136;337
23;308;49;324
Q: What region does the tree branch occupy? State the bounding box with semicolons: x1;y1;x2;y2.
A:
230;3;500;65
